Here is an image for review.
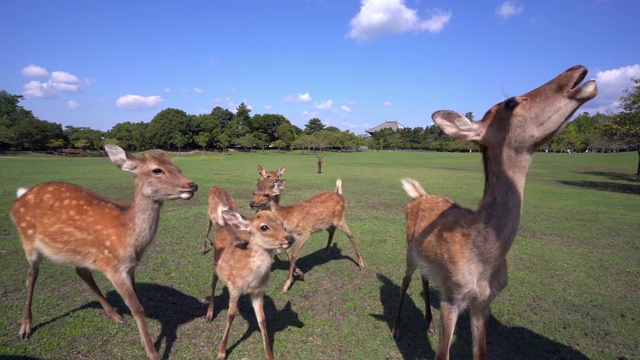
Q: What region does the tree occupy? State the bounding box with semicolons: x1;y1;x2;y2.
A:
304;118;325;134
194;132;210;155
147;108;191;149
108;121;147;151
274;122;296;149
600;77;640;175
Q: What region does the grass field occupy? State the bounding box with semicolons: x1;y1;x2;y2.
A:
0;149;638;360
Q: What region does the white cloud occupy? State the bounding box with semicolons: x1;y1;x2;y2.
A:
285;92;312;103
116;94;164;110
164;87;172;93
264;105;272;110
21;64;49;78
340;105;352;112
384;101;392;106
193;87;203;94
315;100;333;111
347;0;452;42
67;100;80;109
22;68;83;98
495;1;523;19
581;64;640;115
23;81;57;99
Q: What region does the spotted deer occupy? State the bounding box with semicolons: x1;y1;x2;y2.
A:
316;155;323;174
391;66;597;359
10;143;198;360
201;186;239;255
206;204;294;360
257;164;285;183
259;179;365;293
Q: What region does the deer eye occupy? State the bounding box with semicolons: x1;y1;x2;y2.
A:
504;97;518;111
152;168;164;175
260;225;269;232
263;194;269;198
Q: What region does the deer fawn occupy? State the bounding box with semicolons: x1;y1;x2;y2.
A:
257;164;285;183
9;143;198;360
391;66;597;359
206;203;294;360
254;179;365;293
201;187;239;255
316;155;323;174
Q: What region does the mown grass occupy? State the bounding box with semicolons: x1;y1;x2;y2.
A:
0;149;638;359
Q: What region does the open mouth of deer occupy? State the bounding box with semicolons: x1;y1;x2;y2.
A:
568;68;597;102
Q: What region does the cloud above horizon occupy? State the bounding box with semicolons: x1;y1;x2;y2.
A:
116;94;164;111
21;65;84;99
284;92;312;103
581;64;640;115
495;1;523;19
347;0;452;42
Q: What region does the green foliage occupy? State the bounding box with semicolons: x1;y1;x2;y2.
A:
304;118;325;134
147;108;191;149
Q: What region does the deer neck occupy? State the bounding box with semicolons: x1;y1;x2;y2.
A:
127;189;163;259
475;145;532;256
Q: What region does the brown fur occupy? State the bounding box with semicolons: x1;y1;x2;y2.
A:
392;66;598;359
267;179;365;293
206;205;293;360
200;186;239;255
10;144;198;360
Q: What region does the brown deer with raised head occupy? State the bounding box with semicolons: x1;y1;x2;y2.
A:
316;155;323;174
260;179;365;293
201;186;239;255
257;164;285;183
206;204;294;360
10;143;198;360
391;65;597;359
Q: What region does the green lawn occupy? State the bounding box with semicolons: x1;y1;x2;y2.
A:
0;150;638;359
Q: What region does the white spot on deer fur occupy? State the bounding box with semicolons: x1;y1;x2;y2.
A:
27;229;34;235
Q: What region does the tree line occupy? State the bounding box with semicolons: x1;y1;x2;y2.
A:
1;78;638;173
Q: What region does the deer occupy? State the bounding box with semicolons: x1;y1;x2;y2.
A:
9;143;198;360
200;186;239;255
252;179;365;293
316;155;323;174
206;203;294;360
391;65;597;359
257;164;286;183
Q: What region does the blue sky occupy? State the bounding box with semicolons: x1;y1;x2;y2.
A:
2;0;638;134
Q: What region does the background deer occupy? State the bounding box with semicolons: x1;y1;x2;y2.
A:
207;204;294;360
264;179;365;293
391;65;597;359
316;155;323;174
9;143;198;360
257;165;285;183
201;186;239;255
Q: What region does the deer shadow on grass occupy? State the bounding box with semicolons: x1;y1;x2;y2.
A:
558;171;640;195
372;274;589;360
206;287;304;359
28;283;206;360
271;242;361;290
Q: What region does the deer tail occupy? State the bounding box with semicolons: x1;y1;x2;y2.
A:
335;179;342;195
16;187;30;199
401;178;427;199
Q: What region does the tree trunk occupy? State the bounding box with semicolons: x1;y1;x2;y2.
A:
636;145;640;176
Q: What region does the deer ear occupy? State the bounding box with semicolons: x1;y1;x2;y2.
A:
223;210;251;231
432;110;485;141
257;165;266;177
276;167;285;177
105;143;139;173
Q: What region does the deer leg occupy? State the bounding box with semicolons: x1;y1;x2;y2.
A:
282;235;308;293
470;300;489;360
421;273;436;334
218;291;240;360
107;271;159;360
391;251;416;340
19;260;41;340
251;292;274;360
323;226;336;258
436;299;462;360
201;220;214;255
75;267;124;324
206;269;219;322
337;222;365;270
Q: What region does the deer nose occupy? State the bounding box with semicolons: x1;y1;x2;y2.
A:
285;235;294;246
189;182;198;192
